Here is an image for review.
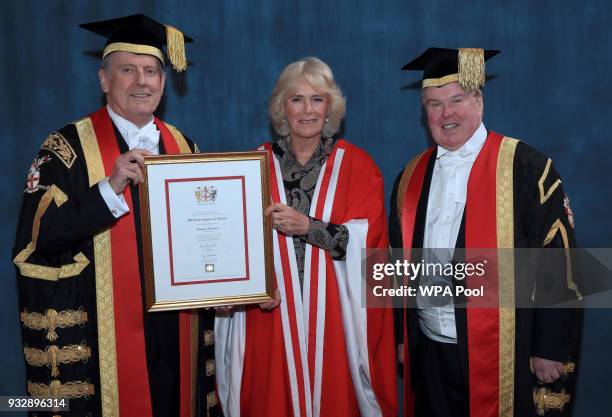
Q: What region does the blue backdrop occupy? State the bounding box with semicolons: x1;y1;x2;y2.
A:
1;1;610;416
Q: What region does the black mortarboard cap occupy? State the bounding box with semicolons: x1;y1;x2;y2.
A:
80;14;193;72
402;47;500;90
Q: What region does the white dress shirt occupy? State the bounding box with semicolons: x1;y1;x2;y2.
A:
97;105;161;218
417;122;487;343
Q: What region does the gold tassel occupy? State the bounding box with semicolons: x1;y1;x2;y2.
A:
49;379;61;399
48;345;59;377
458;48;485;90
46;309;58;341
165;25;187;72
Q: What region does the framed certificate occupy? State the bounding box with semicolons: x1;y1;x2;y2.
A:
139;151;274;311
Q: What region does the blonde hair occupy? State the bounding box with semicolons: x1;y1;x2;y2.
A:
269;57;346;138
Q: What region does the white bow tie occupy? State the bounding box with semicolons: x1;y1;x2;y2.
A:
438;148;477;169
126;124;160;153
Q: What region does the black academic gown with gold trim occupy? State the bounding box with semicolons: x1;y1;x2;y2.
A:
390;133;582;417
13;111;221;417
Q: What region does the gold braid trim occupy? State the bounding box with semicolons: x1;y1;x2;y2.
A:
422;73;459;88
24;343;91;377
496;137;518;417
48;310;57;340
28;379;95;399
543;219;583;300
30;186;67;247
163;122;192;153
533;387;571;416
21;309;88;342
93;231;120;417
17;253;90;281
13;185;89;281
396;150;429;235
103;42;165;64
76;114;120;417
538;159;562;204
74;117;106;187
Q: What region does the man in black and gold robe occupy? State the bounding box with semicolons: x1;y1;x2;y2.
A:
390;47;582;417
13;14;220;417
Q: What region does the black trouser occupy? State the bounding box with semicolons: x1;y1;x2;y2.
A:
415;329;469;417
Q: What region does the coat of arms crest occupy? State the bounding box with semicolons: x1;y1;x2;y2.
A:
195;185;218;203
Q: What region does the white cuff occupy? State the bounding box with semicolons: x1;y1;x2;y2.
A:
98;179;129;218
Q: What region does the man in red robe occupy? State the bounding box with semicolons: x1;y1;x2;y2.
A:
13;14;220;417
390;47;582;417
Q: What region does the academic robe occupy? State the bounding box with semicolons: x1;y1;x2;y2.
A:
215;139;397;417
390;131;582;417
13;107;221;417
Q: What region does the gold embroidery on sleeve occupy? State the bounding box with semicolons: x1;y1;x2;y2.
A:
538;159;562;204
13;185;89;280
543;219;583;300
30;186;68;246
17;253;90;281
41;132;77;169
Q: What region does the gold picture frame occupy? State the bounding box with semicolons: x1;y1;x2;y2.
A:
139;151;274;311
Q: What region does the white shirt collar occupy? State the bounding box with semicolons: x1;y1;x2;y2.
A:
106;105;159;153
106;104;155;137
436;122;487;161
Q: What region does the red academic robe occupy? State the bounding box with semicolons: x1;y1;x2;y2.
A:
215;139;397;417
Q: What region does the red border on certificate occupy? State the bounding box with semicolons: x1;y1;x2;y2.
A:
164;176;250;286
